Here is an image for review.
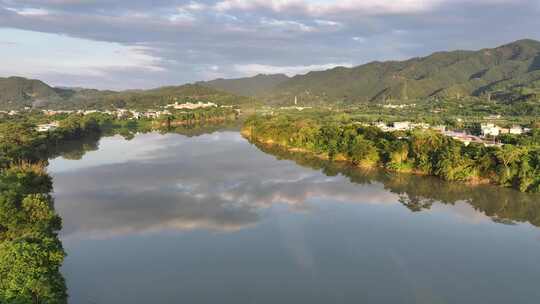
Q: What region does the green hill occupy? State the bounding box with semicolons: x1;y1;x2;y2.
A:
0;76;67;109
0;78;255;110
197;74;290;96
263;39;540;104
85;84;256;110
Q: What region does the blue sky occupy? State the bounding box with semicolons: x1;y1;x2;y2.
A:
0;0;539;90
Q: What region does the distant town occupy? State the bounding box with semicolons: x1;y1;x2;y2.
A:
0;101;237;132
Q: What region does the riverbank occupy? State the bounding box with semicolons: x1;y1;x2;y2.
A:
242;114;540;193
242;128;490;184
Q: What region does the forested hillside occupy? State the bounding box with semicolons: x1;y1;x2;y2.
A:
0;77;68;108
267;39;540;104
0;78;255;110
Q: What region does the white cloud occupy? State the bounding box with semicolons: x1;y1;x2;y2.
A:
314;19;343;28
213;0;522;16
234;62;353;77
0;28;164;78
1;0;537;89
214;0;445;16
169;7;197;23
181;1;208;11
259;17;315;32
6;7;50;16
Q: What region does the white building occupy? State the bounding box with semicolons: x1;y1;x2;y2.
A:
42;110;75;116
411;122;430;129
142;111;159;119
36;122;59;132
168;102;217;110
392;121;412;131
509;125;524;135
383;103;416;109
142;110;171;119
279;106;312;111
375;122;390;131
481;123;500;137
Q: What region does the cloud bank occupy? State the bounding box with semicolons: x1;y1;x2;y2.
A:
0;0;539;89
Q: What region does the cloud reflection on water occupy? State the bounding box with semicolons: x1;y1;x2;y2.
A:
50;131;518;241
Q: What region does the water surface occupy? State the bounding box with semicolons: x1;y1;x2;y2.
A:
49;131;540;304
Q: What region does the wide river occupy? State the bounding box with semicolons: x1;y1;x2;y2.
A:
48;130;540;304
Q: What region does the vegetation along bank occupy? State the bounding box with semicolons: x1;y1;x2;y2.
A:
242;113;540;193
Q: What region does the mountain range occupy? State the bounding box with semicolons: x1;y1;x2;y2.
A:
201;39;540;104
1;39;539;110
0;77;254;110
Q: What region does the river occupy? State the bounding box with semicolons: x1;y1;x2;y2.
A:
48;130;540;304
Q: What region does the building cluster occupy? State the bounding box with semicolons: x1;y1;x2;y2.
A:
36;122;60;132
40;101;222;119
480;123;529;137
279;106;313;111
32;101;237;133
374;121;443;132
41;108;174;120
166;102;217;110
382;104;417;109
442;131;501;147
0;110;22;116
371;121;532;147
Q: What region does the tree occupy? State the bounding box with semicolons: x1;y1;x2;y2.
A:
495;145;527;186
349;135;380;167
410;130;445;174
0;238;67;304
434;144;477;181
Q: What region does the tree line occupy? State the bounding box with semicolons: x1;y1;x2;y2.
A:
242;114;540;193
0;114;106;303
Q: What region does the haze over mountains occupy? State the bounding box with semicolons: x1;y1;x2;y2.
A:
1;39;539;110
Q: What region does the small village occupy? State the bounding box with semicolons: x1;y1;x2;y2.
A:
21;101;234;132
369;121;531;147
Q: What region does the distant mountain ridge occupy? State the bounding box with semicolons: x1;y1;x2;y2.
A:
200;39;540;104
273;39;540;103
1;39;539;109
0;77;254;110
197;74;290;96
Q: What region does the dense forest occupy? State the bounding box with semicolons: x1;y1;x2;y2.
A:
243;113;540;193
0;114;106;303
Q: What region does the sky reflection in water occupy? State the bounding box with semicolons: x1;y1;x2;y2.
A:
49;132;540;304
